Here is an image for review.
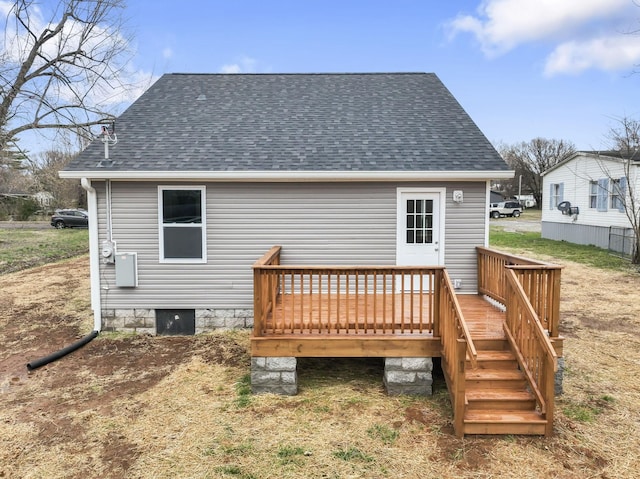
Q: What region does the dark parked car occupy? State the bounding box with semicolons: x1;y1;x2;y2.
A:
50;209;89;229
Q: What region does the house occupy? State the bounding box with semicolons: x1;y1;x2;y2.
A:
514;194;536;208
490;190;504;204
61;73;563;436
541;150;638;256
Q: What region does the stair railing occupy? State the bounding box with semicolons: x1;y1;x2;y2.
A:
504;269;557;436
439;269;477;437
476;247;562;338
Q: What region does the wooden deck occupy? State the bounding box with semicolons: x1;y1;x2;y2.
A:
251;246;564;436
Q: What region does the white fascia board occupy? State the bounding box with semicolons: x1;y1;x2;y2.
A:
60;169;515;182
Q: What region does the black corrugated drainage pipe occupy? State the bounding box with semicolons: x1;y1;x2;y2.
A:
26;330;99;371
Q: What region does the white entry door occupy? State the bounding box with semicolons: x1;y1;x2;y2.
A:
396;189;443;267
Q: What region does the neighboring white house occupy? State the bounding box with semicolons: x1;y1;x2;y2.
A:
514;194;536;208
541;150;638;256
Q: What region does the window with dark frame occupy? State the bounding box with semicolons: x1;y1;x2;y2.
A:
159;187;206;262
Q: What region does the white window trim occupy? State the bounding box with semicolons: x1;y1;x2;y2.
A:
158;185;207;264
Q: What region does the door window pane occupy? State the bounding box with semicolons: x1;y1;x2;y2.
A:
406;215;414;228
407;200;414;214
405;198;434;245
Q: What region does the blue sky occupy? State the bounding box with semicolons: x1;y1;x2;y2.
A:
11;0;640;153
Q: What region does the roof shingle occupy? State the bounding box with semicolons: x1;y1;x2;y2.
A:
65;72;508;173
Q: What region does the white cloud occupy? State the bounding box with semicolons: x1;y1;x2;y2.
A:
449;0;629;55
448;0;639;74
221;64;242;74
0;0;13;16
162;47;173;59
545;35;640;76
220;56;257;74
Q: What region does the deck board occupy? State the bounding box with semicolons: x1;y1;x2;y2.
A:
259;293;505;338
456;295;505;340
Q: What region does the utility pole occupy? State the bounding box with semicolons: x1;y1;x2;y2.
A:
518;175;522;203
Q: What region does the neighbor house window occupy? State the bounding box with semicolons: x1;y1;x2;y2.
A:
589;181;598;209
610;178;627;212
549;182;564;209
158;186;206;263
596;178;609;212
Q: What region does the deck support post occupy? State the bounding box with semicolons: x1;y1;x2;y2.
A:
555;357;565;395
383;357;433;396
251;357;297;395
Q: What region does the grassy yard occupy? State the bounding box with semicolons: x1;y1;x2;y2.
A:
0;228;89;274
1;224;639;478
490;226;632;271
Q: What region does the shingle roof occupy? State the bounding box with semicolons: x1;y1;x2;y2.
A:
65;73;508;173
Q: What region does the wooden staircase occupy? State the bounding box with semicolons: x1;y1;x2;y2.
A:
456;296;551;436
463;338;547;435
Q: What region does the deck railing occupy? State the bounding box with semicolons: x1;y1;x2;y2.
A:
253;246;444;336
476;247;562;337
253;245;283;336
504;269;557;436
439;270;477;437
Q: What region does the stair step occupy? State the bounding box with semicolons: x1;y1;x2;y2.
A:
466;368;526;389
468;350;517;369
466;389;536;410
464;410;547;435
472;338;509;351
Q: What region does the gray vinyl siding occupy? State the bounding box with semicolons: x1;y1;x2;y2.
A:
542;221;609;249
97;181;486;311
443;182;486;293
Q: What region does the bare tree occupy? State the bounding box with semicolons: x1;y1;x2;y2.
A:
597;116;640;263
0;0;143;156
500;138;576;206
27;149;84;207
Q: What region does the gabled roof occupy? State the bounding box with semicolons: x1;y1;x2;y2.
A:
62;73;511;181
542;149;640;176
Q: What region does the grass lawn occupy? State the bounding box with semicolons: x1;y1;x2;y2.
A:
0;228;89;274
490;226;631;271
1;225;639;478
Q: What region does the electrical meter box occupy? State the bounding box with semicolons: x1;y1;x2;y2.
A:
115;252;137;287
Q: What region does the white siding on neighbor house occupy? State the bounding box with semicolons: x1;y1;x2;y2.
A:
542;156;634;229
95;181;488;311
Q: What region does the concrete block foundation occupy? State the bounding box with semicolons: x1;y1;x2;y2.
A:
384;357;433;396
251;357;298;395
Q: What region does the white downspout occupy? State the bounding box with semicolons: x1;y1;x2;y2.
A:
81;178;102;332
484;180;491;247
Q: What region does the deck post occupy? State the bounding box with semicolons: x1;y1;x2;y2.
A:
251;357;297;395
383;357;433;396
253;267;263;337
